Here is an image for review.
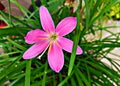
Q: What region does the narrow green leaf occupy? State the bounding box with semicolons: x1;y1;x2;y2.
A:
68;11;81;76
70;77;77;86
90;0;102;19
48;0;65;13
85;64;91;85
7;38;26;50
0;11;32;28
0;27;28;37
0;56;24;80
75;71;84;86
42;62;48;86
90;0;119;26
8;0;12;25
84;0;90;30
76;68;91;86
31;0;37;11
58;71;74;86
41;0;47;6
9;77;23;86
25;60;31;86
0;51;20;58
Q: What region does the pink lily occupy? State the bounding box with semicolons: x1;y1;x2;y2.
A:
23;6;82;73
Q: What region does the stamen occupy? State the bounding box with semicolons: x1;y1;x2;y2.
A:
49;33;58;41
48;41;52;53
37;44;49;59
39;38;48;40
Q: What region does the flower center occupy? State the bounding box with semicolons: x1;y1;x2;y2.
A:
49;33;58;42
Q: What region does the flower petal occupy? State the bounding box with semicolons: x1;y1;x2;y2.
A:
24;29;48;44
57;37;83;55
23;40;49;59
40;6;55;33
48;43;64;73
56;17;77;36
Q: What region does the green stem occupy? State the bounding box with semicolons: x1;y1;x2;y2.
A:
42;62;48;86
8;0;12;25
25;60;31;86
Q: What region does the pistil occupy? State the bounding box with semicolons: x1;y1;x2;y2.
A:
49;33;58;42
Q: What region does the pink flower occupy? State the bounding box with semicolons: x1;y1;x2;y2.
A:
23;6;83;73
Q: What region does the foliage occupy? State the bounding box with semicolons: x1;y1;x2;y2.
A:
107;2;120;19
0;0;120;86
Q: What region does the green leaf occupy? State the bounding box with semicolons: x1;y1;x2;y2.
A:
25;60;31;86
76;68;91;86
6;38;26;50
31;0;37;11
68;11;81;76
42;62;48;86
48;0;65;14
90;0;119;26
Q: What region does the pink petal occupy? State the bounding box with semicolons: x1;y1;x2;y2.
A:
57;37;83;55
23;40;49;59
24;29;48;44
56;17;77;36
40;6;55;33
48;43;64;73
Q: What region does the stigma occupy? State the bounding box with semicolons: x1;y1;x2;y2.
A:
49;33;58;42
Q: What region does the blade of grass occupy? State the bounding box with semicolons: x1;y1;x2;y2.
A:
25;60;31;86
58;72;74;86
70;77;77;86
8;0;12;25
9;76;24;86
80;0;91;36
90;0;119;26
53;73;57;86
31;0;37;11
41;0;47;6
85;63;91;85
47;0;64;13
6;38;26;50
0;55;24;80
86;61;120;84
0;51;20;58
42;62;48;86
84;0;90;30
0;27;29;37
90;0;102;19
68;10;81;76
76;68;91;86
75;71;84;86
0;11;33;28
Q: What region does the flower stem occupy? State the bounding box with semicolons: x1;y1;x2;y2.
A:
42;62;48;86
25;60;31;86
